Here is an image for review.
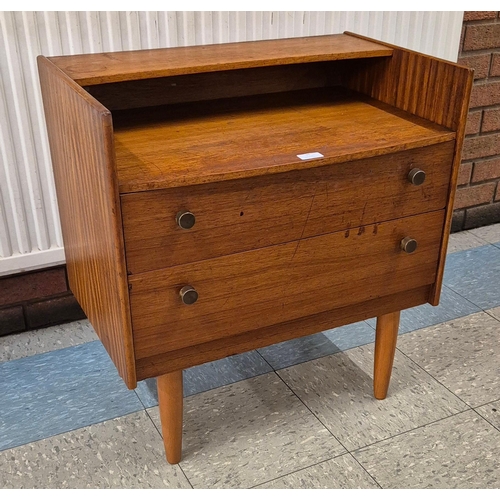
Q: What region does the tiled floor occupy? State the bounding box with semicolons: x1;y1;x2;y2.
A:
1;223;500;489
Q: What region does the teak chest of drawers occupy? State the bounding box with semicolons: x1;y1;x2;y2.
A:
38;33;472;464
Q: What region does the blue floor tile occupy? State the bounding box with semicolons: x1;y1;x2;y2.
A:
0;341;143;452
258;321;375;371
366;285;481;334
135;350;273;407
443;244;500;310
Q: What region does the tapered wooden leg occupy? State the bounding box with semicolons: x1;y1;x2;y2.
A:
373;311;401;400
157;370;183;464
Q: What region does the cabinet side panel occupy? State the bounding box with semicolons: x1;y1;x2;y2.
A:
343;33;472;132
343;32;473;305
37;56;136;388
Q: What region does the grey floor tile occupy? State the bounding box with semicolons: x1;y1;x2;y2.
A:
278;345;467;451
366;285;481;334
135;350;273;407
256;454;379;489
0;319;98;362
0;341;143;451
443;244;500;309
148;372;344;489
469;223;500;244
353;410;500;488
0;411;191;488
258;321;375;370
475;400;500;430
447;230;487;253
397;312;500;407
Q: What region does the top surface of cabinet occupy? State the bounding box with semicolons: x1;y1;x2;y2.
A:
47;34;393;85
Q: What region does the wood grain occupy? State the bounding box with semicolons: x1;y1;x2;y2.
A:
430;70;474;304
129;210;445;361
48;34;393;86
343;32;473;306
37;56;137;389
87;63;336;111
343;32;472;131
113;88;455;193
122;142;454;273
373;311;401;399
157;371;183;464
135;285;431;380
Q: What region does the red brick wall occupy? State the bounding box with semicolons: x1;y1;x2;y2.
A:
453;11;500;231
0;267;85;336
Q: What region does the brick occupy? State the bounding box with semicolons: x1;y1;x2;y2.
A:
463;11;497;21
451;209;465;232
458;162;473;185
458;53;491;80
25;294;86;330
0;305;25;336
496;185;500;201
462;133;500;160
454;183;495;209
469;81;500;108
0;267;67;307
463;23;500;51
464;202;500;229
472;158;500;182
465;110;482;135
492;53;500;77
482;107;500;132
461;25;467;51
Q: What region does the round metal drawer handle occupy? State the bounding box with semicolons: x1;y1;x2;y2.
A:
176;211;196;230
408;168;426;186
179;285;198;305
401;237;418;254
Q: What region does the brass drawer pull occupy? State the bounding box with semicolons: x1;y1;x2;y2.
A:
408;168;426;186
179;285;198;305
176;211;196;230
400;237;417;254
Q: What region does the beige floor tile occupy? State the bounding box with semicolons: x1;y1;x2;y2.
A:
475;400;500;430
447;230;487;253
0;320;98;362
148;372;344;489
398;312;500;407
353;410;500;488
487;306;500;321
278;344;467;451
469;223;500;244
0;411;190;488
256;454;379;489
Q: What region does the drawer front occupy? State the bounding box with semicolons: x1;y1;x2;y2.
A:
121;141;454;274
129;210;445;361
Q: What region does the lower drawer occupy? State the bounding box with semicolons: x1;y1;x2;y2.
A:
129;210;445;361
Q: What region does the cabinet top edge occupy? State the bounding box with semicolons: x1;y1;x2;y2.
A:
45;33;393;86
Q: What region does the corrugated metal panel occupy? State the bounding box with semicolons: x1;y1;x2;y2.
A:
0;11;464;275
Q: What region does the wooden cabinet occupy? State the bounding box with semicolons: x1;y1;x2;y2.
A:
38;33;472;464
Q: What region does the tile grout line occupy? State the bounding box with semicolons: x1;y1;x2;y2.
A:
346;450;383;489
471;406;500;434
395;346;474;409
349;407;473;455
273;368;351;456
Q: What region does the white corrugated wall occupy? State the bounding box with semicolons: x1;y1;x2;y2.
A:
0;11;464;276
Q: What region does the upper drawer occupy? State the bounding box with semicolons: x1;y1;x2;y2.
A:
121;141;453;274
